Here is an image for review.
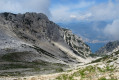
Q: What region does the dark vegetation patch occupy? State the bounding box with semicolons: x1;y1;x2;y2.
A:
91;50;119;63
30;46;56;58
90;54;99;58
91;55;109;63
0;60;67;76
0;72;23;76
1;51;31;62
0;50;68;76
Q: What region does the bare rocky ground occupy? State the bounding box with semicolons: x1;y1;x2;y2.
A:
0;51;118;80
0;62;118;80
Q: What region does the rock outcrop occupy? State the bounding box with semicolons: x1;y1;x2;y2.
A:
63;28;91;58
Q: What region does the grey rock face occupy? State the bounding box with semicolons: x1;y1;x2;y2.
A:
0;12;91;64
95;41;119;55
63;28;91;58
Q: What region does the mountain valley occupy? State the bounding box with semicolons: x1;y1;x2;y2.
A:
0;12;118;80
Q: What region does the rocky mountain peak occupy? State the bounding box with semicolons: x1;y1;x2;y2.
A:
0;12;63;42
0;12;91;66
0;12;48;21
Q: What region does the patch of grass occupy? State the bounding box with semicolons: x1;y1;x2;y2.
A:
98;77;118;80
97;65;116;72
105;65;115;72
55;64;118;80
53;63;67;67
79;70;85;78
78;65;96;78
55;68;64;72
113;57;118;60
56;74;74;80
0;62;39;70
32;60;48;66
72;71;80;77
67;69;72;72
1;51;31;62
5;64;29;69
107;60;113;63
55;65;97;80
91;55;109;63
90;54;98;57
97;67;105;72
110;77;118;80
33;68;41;71
0;72;23;76
98;77;107;80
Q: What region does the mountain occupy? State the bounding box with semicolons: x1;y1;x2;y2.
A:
58;21;110;53
87;42;105;53
0;12;91;76
95;40;119;55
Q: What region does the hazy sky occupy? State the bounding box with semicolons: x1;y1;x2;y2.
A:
0;0;119;41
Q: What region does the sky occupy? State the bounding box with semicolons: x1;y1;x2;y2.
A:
0;0;119;43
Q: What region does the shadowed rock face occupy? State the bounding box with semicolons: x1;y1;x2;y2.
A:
0;12;63;42
0;12;91;64
96;41;119;55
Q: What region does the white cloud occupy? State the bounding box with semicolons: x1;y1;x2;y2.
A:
50;6;72;22
82;37;108;43
90;1;119;21
90;40;108;43
51;0;119;22
72;1;95;9
104;19;119;40
70;15;77;18
50;1;94;22
88;1;119;41
0;0;51;17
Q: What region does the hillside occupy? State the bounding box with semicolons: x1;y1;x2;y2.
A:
0;12;92;76
2;50;119;80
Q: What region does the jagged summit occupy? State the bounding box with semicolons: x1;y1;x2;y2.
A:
0;12;64;42
0;12;49;21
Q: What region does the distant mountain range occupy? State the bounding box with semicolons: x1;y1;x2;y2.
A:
58;21;111;53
